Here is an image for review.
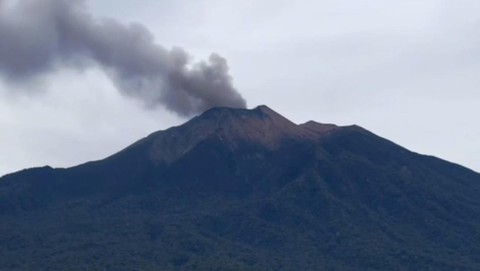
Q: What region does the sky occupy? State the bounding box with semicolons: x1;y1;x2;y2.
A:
1;0;479;176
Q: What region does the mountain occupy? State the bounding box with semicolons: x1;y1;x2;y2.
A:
1;105;480;270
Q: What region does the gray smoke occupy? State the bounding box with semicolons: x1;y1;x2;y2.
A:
0;0;246;117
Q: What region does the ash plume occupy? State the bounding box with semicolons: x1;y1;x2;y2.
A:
0;0;246;117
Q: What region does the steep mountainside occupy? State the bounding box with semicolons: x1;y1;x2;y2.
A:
1;105;480;270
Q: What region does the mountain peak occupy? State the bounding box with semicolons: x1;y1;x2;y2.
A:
185;105;298;138
198;105;286;123
253;104;279;116
130;105;334;165
253;105;297;125
189;104;340;145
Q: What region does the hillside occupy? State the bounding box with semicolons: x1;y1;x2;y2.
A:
1;105;480;270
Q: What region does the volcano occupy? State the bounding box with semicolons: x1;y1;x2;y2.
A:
1;105;480;270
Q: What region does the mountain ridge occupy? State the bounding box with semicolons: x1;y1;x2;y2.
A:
1;105;480;270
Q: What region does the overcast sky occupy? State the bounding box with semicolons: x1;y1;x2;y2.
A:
1;0;479;176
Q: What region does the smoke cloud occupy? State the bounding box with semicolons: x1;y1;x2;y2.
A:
0;0;246;117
